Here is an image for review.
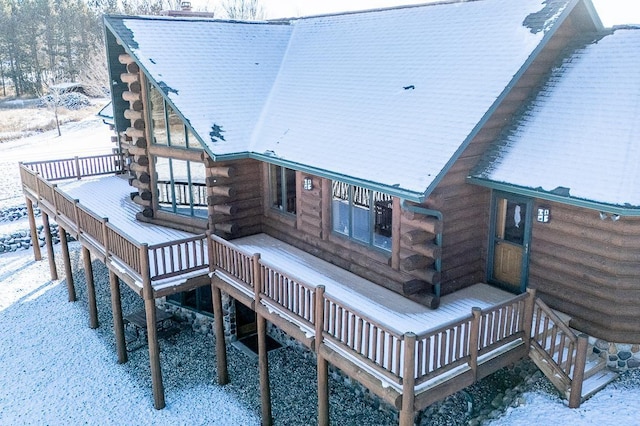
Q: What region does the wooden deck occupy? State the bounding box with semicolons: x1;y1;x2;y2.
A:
19;161;209;297
19;155;594;421
229;234;514;336
210;233;535;424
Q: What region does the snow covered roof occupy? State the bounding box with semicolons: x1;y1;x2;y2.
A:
470;27;640;212
105;0;593;201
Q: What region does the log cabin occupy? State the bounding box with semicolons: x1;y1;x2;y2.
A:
18;0;639;424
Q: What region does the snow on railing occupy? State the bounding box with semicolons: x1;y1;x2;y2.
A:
22;153;124;181
148;235;208;281
20;164;207;288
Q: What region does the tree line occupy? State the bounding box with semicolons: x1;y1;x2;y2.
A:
0;0;264;98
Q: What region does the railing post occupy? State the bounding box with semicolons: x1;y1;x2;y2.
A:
568;333;589;408
253;253;262;308
469;307;482;381
102;218;110;258
314;285;326;352
51;183;59;213
399;332;417;426
75;156;81;180
523;288;536;341
73;199;80;235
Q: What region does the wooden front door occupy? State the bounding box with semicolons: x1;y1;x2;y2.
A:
489;193;531;293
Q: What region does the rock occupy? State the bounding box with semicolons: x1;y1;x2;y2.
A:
619;351;632;361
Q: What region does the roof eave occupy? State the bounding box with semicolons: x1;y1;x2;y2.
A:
467;177;640;216
249;153;425;202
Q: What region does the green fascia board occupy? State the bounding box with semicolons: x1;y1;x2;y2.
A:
249;153;425;202
468;176;640;216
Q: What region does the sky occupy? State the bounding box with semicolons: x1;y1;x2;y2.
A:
196;0;640;27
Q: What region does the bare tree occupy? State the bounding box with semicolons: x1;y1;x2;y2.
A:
222;0;264;20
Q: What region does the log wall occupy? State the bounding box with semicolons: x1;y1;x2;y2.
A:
528;200;640;343
207;158;263;238
259;170;440;308
424;11;588;296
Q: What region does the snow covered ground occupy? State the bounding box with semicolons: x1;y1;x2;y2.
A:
1;117;639;425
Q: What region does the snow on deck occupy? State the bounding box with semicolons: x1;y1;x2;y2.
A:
231;233;514;335
58;175;207;286
60;175;195;244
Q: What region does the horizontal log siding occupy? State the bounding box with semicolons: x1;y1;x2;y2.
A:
208;159;263;238
429;14;583;296
528;200;640;343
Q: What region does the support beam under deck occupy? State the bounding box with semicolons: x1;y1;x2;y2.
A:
26;197;41;261
41;212;57;280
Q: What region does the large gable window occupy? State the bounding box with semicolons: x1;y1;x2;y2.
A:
149;84;198;148
269;164;296;215
332;182;392;251
155;157;207;218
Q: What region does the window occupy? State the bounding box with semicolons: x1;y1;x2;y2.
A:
269;164;296;215
155;157;207;218
332;182;392;251
149;84;198;149
167;286;213;316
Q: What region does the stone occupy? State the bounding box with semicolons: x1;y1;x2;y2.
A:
631;344;640;353
609;355;618;362
619;351;632;361
594;339;610;350
627;358;640;369
618;360;627;368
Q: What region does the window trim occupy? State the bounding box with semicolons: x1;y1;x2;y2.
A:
154;156;208;219
331;181;393;252
269;164;297;216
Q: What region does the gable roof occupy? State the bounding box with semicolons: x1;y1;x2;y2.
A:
469;27;640;214
105;0;597;201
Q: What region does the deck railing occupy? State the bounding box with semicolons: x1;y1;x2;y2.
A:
530;297;588;408
260;261;317;327
210;235;534;394
19;161;208;290
22;153;124;181
149;234;208;281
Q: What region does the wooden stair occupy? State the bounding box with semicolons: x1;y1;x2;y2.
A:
529;305;618;406
573;348;618;403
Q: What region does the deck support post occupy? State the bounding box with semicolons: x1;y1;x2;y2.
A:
109;271;128;364
41;211;58;280
399;332;417;426
144;297;165;409
212;280;229;384
208;233;229;385
82;246;99;329
315;285;329;426
26;198;42;261
317;353;329;426
59;226;76;302
140;243;165;410
257;313;273;426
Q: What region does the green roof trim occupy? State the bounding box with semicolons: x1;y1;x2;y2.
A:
468;176;640;216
